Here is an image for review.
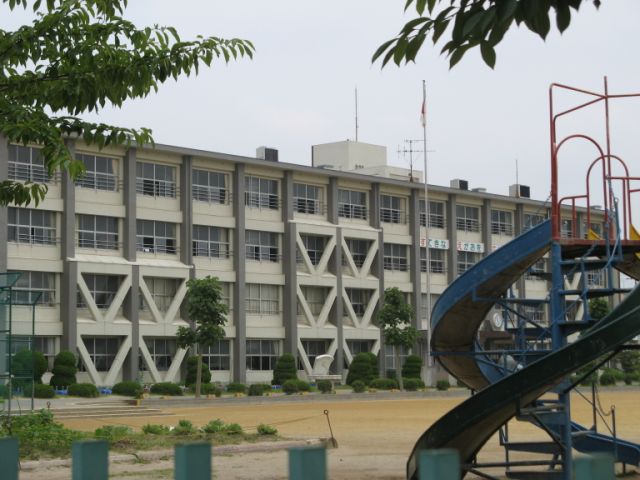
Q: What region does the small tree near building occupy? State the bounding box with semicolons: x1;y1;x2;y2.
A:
176;276;228;398
378;287;418;391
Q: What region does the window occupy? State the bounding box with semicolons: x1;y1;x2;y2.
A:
524;213;545;231
10;271;56;306
457;251;480;275
202;340;230;370
345;288;372;317
144;338;176;371
192;225;229;258
76;154;117;191
298;287;328;316
78;274;121;309
421;294;439;320
522;304;545;322
347;340;373;356
380;195;403;224
136;162;176;197
298;235;326;266
246;339;279;370
246;230;279;262
525;259;546;281
10;336;56;370
420;200;446;229
245;176;278;209
384;344;410;371
421;248;446;274
560;219;574;238
8;208;56;245
383;243;408;271
344;238;370;268
82;337;120;371
300;340;329;370
293;183;321;214
586;271;605;287
141;277;179;313
192;169;226;204
491;210;514;236
246;284;280;314
136;220;176;254
77;214;118;250
456;205;480;232
8;145;49;183
338;189;367;219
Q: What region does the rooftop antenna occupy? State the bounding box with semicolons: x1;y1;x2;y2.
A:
398;139;424;182
355;87;359;142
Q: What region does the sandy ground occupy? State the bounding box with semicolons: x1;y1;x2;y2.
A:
20;389;640;479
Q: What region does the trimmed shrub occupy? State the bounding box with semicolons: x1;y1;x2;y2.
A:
202;419;225;434
68;383;99;398
403;378;425;391
317;380;333;394
49;351;77;389
248;384;270;396
34;384;55;398
599;371;616;386
436;380;450;391
624;373;634;385
369;378;398;390
351;380;366;393
200;383;223;396
272;353;297;385
226;382;246;394
282;379;299;394
94;425;132;442
401;355;422;379
150;382;183;396
185;356;212;386
12;350;48;386
347;352;376;386
172;419;196;436
296;379;311;392
142;424;170;435
112;381;143;397
257;424;278;435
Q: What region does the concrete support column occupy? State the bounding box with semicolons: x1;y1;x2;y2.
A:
482;199;492;258
180;156;193;269
232;164;246;383
123;265;140;380
327;178;343;375
409;190;422;331
282;171;298;357
369;183;385;377
60;140;77;352
446;194;457;284
514;204;526;298
0;135;8;273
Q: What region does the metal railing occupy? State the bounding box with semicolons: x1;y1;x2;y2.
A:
8;231;58;246
192;185;229;204
76;172;119;192
244;192;280;210
8;162;52;184
136;178;177;198
338;203;367;220
192;241;231;259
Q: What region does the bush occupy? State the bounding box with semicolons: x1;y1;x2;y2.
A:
402;355;422;379
12;350;48;386
272;353;297;385
172;419;196;435
185;356;212;386
248;384;270;396
317;380;333;394
347;352;376;386
436;380;450;391
68;383;99;398
150;382;183;396
369;378;398;390
94;425;133;442
200;383;223;396
142;424;171;435
403;378;425;391
33;384;55;398
296;379;311;392
351;380;366;393
222;423;243;435
282;379;299;394
599;371;616;386
257;424;278;435
603;368;624;382
112;381;143;397
202;419;226;434
226;382;246;394
624;373;634;385
49;351;77;389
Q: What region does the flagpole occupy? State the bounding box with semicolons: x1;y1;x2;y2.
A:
422;79;433;368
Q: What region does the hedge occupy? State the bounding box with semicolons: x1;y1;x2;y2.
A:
68;383;99;398
150;382;183;396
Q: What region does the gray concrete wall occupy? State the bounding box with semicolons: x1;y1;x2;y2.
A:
60;140;77;352
232;164;246;383
282;171;298;357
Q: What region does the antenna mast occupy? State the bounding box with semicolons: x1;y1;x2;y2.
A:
355;87;359;142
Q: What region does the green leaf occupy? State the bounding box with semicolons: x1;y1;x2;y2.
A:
497;0;519;23
556;3;571;33
416;0;427;16
462;11;484;37
449;45;469;68
480;42;496;68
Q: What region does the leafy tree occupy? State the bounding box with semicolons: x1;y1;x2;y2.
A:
49;350;77;388
12;349;48;387
346;352;376;386
272;353;297;386
373;0;600;69
176;276;228;398
378;287;418;391
616;350;640;374
588;297;609;320
0;0;253;207
185;355;212;387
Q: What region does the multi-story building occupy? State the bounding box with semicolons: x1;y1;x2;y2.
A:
0;138;608;386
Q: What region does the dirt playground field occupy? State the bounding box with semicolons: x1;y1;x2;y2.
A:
24;389;640;479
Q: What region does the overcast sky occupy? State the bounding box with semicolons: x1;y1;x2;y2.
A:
5;1;640;205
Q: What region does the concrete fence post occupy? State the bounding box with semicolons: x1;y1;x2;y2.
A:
419;449;460;480
0;437;19;480
289;446;327;480
175;442;211;480
72;440;108;480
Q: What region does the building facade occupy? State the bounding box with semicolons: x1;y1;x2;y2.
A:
0;138;607;386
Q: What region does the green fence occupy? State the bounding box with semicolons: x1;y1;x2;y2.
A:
0;438;616;480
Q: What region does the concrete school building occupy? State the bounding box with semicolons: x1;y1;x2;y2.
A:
0;137;608;386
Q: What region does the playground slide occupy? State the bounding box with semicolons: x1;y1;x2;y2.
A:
407;220;640;479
